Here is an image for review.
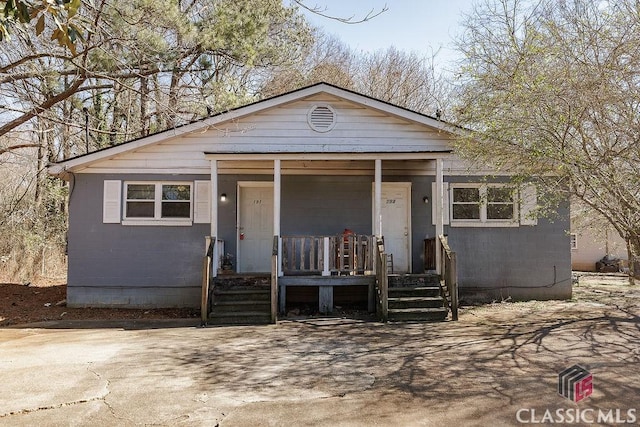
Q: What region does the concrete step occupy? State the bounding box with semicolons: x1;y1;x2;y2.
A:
208;311;272;325
388;307;448;322
388;296;444;309
388;286;441;298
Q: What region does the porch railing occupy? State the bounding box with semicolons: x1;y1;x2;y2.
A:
270;235;278;323
201;236;213;326
200;236;224;326
375;238;388;322
281;234;375;275
439;234;459;321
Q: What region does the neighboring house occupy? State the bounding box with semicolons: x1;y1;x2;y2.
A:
571;208;627;272
48;83;571;311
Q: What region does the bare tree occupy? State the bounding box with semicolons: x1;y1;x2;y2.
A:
355;47;450;116
0;0;315;281
454;0;640;282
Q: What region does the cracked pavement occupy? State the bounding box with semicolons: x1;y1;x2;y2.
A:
0;278;639;426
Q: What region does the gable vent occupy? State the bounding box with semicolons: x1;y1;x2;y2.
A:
307;104;337;132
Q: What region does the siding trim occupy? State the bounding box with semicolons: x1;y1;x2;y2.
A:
193;180;211;224
431;182;450;225
103;180;122;223
520;184;538;226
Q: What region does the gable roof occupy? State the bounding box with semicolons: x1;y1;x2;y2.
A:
49;82;459;175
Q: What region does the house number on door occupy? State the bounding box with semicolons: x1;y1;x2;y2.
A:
253;199;262;204
386;199;396;204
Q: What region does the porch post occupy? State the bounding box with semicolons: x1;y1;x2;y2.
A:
210;159;219;278
274;159;282;276
435;158;444;275
374;159;382;238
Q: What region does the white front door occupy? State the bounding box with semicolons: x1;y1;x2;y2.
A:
238;183;274;273
380;183;411;273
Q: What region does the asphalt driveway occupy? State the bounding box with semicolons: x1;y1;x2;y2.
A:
1;278;639;426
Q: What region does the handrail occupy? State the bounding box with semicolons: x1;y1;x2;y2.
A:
270;235;279;324
201;236;213;326
375;238;388;322
438;234;459;321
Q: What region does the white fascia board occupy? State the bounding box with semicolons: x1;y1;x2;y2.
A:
48;86;337;176
318;85;464;135
204;152;452;161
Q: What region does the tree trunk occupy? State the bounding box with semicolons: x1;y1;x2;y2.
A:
627;236;640;285
140;74;149;137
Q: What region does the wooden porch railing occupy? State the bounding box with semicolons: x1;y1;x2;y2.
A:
200;236;224;326
439;234;459;321
375;238;388;322
281;234;375;275
201;236;213;326
270;235;278;324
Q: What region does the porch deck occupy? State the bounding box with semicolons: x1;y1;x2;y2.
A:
201;234;458;324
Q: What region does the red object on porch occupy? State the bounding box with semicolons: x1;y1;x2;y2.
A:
339;229;356;273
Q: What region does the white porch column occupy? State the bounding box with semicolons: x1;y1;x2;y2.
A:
273;159;281;236
273;159;282;276
374;159;382;238
435;158;444;275
210;160;219;278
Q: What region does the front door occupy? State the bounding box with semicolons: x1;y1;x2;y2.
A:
238;183;274;273
380;183;411;273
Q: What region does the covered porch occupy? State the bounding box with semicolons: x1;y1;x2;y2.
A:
200;154;454;323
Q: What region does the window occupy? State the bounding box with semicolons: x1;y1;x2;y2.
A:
124;182;192;224
452;187;481;220
570;233;578;250
487;187;515;220
450;184;517;226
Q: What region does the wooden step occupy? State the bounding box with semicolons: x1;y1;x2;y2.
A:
388;307;448;322
212;300;270;313
388;274;440;287
388;286;441;298
208;311;272;325
212;289;270;302
388;296;444;309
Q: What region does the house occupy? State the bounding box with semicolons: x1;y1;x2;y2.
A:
48;83;572;320
571;207;627;272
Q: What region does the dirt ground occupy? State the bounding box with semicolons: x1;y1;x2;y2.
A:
0;281;199;327
459;272;640;323
1;273;638;327
0;273;638;426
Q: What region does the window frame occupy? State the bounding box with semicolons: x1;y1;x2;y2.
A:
450;184;481;221
450;183;519;227
122;181;193;226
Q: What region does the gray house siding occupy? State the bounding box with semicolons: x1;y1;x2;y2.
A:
441;177;571;301
281;176;373;236
447;219;571;300
67;174;209;308
67;173;570;308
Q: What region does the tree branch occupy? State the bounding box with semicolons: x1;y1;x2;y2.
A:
0;144;41;156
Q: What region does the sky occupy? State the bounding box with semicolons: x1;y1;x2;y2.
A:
299;0;475;71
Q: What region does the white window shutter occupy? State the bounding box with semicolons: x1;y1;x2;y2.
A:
431;181;450;225
103;180;122;223
194;180;211;224
520;184;538;226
